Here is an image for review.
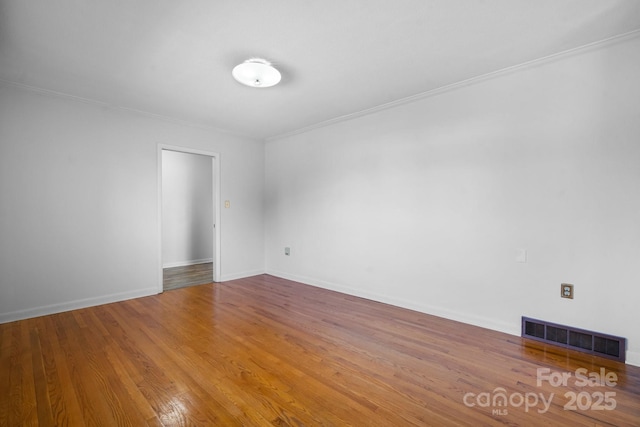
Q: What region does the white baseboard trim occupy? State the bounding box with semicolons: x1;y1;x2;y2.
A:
163;258;213;269
0;287;159;324
219;269;266;282
267;269;518;335
626;350;640;367
266;270;640;367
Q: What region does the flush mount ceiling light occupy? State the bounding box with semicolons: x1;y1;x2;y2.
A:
232;58;281;88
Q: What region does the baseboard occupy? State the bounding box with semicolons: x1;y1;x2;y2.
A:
266;270;640;367
219;269;266;282
0;287;159;324
163;258;213;269
267;269;517;335
0;268;263;323
626;350;640;367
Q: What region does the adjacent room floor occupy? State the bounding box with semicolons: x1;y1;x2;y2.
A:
163;262;214;291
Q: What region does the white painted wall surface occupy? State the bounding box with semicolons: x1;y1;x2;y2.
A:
0;83;265;322
162;150;213;268
265;35;640;365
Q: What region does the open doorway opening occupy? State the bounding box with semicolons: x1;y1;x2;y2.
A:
158;145;221;292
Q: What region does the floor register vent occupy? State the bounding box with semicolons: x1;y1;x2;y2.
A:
521;317;626;363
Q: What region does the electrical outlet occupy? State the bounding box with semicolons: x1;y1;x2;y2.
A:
561;283;574;299
284;247;290;256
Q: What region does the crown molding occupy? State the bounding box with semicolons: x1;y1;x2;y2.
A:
0;78;254;140
266;28;640;142
2;27;639;144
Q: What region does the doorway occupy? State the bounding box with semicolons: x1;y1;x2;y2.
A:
158;145;221;292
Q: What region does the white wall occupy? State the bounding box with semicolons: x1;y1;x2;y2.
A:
265;35;640;365
0;82;265;322
162;150;213;268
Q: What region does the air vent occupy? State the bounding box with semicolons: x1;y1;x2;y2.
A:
521;317;625;362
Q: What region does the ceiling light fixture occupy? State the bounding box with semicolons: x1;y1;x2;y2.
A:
232;58;281;88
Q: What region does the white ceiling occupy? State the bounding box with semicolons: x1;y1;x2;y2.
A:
1;1;639;140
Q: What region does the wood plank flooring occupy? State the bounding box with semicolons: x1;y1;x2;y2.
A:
163;262;213;291
1;274;639;426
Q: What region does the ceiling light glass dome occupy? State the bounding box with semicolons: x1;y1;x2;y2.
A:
232;58;281;88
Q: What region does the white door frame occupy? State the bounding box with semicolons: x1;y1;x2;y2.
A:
157;144;221;292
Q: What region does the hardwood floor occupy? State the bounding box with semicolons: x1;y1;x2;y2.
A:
163;262;213;291
1;274;639;426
